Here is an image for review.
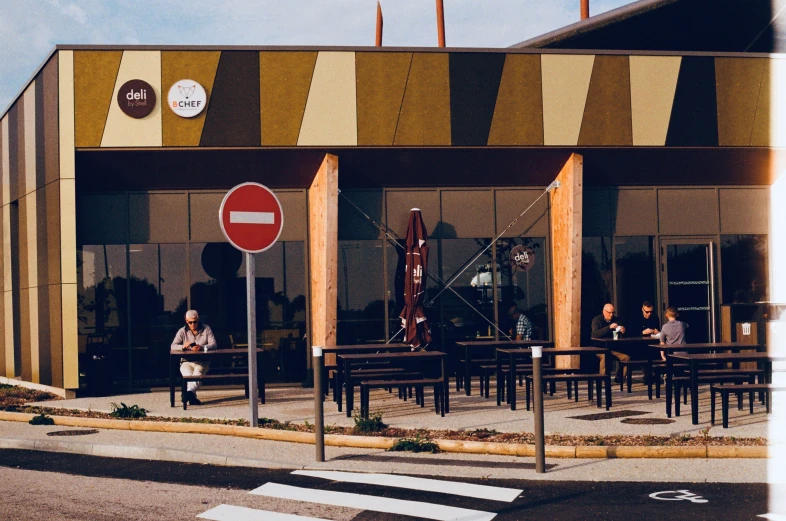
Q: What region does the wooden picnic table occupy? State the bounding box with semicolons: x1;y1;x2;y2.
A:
322;344;412;401
454;340;553;396
648;342;764;419
337;351;449;417
497;346;610;411
669;351;782;425
169;348;264;408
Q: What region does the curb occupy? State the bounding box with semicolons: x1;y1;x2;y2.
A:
0;411;769;459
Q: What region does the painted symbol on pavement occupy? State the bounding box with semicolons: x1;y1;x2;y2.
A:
649;490;708;503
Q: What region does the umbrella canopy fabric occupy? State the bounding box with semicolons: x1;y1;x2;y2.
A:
399;209;431;349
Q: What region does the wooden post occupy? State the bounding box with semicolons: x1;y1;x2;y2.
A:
550;153;583;368
308;154;339;367
376;2;383;47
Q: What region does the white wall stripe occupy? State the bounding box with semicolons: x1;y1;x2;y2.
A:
230;211;275;224
250;482;496;521
197;504;331;521
292;470;522;503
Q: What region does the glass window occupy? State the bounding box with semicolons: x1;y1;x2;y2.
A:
337;240;385;344
497;238;548;340
721;235;768;304
581;236;613;343
614;237;656;328
440;239;495;342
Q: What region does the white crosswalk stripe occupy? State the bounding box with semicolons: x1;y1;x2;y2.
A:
249;482;497;521
198;504;331;521
292;469;522;502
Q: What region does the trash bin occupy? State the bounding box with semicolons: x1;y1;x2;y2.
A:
85;337;112;397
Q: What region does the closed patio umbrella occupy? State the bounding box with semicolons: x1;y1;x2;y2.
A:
399;208;431;349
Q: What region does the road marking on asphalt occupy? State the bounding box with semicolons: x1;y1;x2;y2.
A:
292;470;522;502
230;211;275;224
758;514;786;520
250;482;497;521
198;504;331;521
649;490;707;503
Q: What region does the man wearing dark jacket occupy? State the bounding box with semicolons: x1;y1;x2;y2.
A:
592;303;627;382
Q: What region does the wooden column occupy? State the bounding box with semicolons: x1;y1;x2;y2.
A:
550;153;583;368
308;154;339;361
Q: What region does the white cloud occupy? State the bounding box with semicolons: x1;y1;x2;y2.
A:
1;0;632;111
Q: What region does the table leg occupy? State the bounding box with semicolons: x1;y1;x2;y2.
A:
345;359;354;417
647;357;653;400
604;350;612;409
170;356;176;408
336;362;344;412
465;346;472;396
443;359;450;414
496;356;503;406
510;352;517;411
666;354;673;418
690;360;699;425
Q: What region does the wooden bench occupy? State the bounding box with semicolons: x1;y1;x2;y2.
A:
711;383;786;428
671;371;760;417
360;377;445;418
526;373;611;410
180;373;262;410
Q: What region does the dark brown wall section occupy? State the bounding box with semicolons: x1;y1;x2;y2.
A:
8;105;20;202
666;56;718;146
42;57;60;185
448;53;506;146
578;55;632;146
201;52;261;147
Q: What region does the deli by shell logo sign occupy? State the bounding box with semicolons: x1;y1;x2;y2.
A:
117;79;156;119
168;79;207;118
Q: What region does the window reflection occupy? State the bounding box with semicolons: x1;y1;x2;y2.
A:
497;238;548;340
615;237;656;328
337;240;385;344
721;235;768;304
440;239;494;341
582;237;613;343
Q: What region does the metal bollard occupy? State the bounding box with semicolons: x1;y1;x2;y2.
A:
313;346;325;462
532;345;546;473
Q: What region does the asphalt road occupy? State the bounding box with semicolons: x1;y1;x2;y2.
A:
0;449;774;521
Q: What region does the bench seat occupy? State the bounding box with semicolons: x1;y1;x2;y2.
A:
181;373;257;410
711;383;786;428
525;372;611;410
360;377;445;418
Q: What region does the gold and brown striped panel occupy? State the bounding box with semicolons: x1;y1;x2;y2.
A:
578;55;632;146
74;51;122;148
260;51;317;146
42;55;60;185
393;53;451;146
716;58;767;147
749;59;785;147
36;284;50;385
629;55;681;146
356;52;412;146
161;51;221;147
487;54;543;146
47;283;63;388
298;52;357;146
541;54;595;146
0;204;4;377
23;84;36;196
58;51;75;179
18;287;31;381
1;116;7;205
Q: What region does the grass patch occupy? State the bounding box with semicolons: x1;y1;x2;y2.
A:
29;413;55;425
389;434;441;453
353;411;387;434
109;402;148;419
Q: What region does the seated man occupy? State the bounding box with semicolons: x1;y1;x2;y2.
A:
636;300;660;337
592;303;628;382
507;305;532;341
171;310;217;405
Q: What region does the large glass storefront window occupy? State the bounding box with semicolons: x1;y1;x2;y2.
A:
581;236;613;343
337;240;385;344
615;237;656;327
496;238;548;340
721;235;768;304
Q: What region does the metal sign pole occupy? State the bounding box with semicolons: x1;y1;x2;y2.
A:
246;252;258;428
532;345;546;473
313;346;325;462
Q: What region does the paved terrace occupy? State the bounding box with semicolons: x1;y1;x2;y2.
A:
29;377;779;442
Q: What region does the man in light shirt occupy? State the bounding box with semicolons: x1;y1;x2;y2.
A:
171;310;217;405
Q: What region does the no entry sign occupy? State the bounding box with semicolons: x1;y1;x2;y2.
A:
219;182;284;253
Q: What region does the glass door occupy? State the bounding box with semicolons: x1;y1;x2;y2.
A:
660;238;717;343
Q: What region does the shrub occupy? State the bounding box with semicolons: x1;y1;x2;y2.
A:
29;413;54;425
109;402;148;419
389;434;441;453
353;411;387;434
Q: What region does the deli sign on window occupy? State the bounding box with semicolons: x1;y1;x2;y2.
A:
168;79;207;118
117;79;156;119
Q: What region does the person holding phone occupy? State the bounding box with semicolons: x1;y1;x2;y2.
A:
171;310;217;405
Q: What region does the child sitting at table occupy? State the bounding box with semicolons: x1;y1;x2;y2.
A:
658;306;689;360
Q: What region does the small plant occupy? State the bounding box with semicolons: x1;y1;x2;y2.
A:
389;434;441;453
109;402;148;419
672;431;691;442
29;413;55;425
353;411;387;434
303;419;313;431
699;427;711;441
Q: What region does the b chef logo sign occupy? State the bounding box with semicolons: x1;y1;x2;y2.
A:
509;245;536;273
117;79;156;119
168;79;207;118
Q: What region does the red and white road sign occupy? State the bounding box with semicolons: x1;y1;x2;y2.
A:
219;182;284;253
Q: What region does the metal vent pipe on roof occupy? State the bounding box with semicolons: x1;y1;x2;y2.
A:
581;0;590;19
376;1;383;46
437;0;446;47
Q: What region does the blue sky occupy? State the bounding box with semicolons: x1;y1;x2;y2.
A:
0;0;633;111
